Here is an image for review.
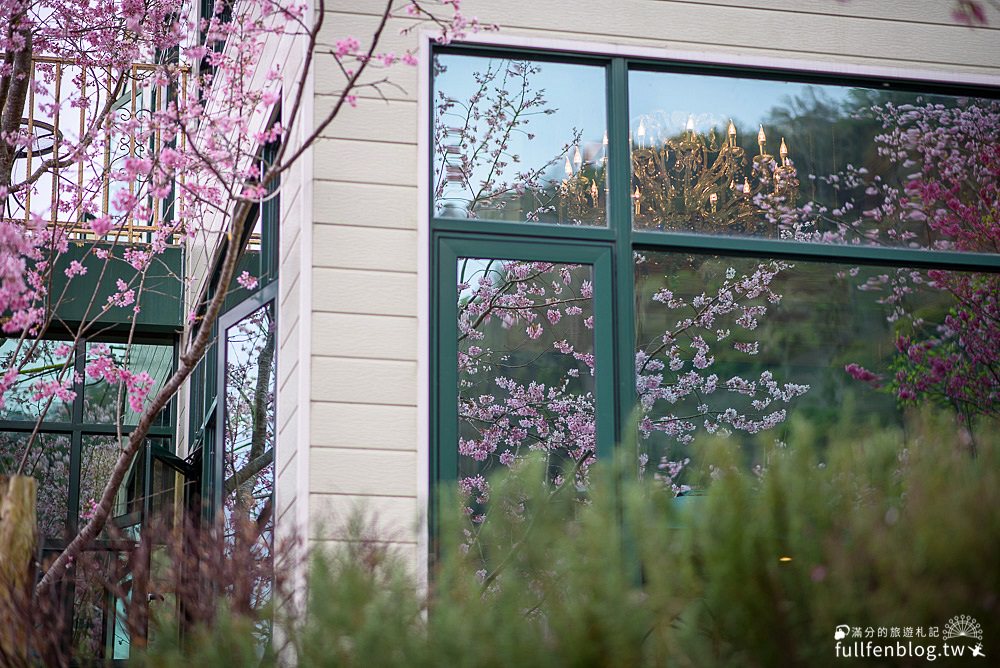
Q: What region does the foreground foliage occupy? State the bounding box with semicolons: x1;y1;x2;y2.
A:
131;416;999;667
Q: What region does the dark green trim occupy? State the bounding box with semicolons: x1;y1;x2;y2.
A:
0;423;173;437
430;217;613;241
608;57;638;445
68;340;85;538
631;231;1000;272
49;245;184;329
431;235;615;537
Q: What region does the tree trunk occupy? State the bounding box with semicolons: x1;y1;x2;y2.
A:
0;29;33;190
0;475;37;662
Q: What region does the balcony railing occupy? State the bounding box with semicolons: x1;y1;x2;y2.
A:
2;57;188;244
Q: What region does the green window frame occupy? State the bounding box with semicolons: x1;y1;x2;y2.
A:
0;334;178;548
428;46;1000;533
0;332;177;658
186;129;280;521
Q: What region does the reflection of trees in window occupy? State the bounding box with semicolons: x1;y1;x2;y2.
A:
0;432;70;541
0;334;175;659
79;436;129;532
223;303;275;615
754;93;1000;434
457;259;597;533
72;551;114;659
0;338;75;421
634;253;809;489
434;56;607;225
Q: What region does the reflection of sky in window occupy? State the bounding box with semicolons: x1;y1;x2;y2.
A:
457;257;497;302
432;57;864;204
434;55;607;213
628;70;851;140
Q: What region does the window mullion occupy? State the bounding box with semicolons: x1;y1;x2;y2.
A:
67;340;87;538
609;57;638;447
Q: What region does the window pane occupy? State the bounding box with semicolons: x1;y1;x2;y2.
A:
80;435;123;527
115;439;147;520
222;303;275;617
223;303;275;535
635;251;983;490
0;338;75;422
83;342;173;424
457;258;597;525
435;55;608;225
72;551;117;660
147;440;177;519
629;69;999;253
0;432;71;541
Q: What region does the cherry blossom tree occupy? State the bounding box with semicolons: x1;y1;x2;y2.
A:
0;0;487;600
759;87;1000;437
840;101;1000;437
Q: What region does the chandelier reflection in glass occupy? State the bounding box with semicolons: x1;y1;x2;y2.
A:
630;115;798;233
555;133;608;225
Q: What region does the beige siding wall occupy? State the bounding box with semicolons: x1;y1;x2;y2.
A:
271;30;312;552
308;0;1000;566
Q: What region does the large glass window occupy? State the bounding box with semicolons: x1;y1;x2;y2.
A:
0;335;176;658
430;48;1000;527
0;336;176;544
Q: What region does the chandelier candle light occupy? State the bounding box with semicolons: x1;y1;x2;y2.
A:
629;115;799;233
559;137;609;225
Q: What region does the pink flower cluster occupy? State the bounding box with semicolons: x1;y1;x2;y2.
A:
86;345;156;414
638;260;807;453
850;102;999;416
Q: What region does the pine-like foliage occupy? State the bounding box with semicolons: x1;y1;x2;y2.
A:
137;416;999;667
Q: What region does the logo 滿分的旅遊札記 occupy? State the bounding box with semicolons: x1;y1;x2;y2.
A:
833;615;985;661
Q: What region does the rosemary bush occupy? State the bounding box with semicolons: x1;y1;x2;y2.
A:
136;417;999;667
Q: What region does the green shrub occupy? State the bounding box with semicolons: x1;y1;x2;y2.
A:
135;417;999;666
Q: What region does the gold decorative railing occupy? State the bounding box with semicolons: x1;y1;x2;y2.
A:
2;57;188;244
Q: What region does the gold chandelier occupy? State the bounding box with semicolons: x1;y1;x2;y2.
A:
630;117;798;234
557;138;608;225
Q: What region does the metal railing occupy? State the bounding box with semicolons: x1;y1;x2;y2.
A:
2;57;188;244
